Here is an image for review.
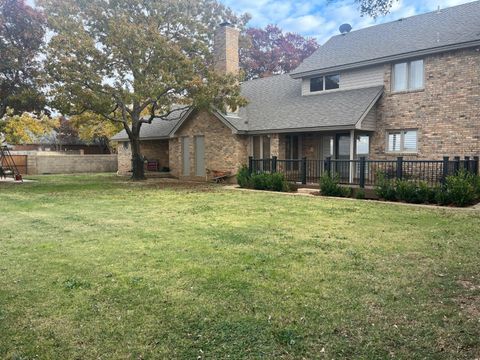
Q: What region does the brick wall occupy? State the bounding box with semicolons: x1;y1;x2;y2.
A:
214;24;239;75
169;110;248;181
371;48;480;160
117;139;169;175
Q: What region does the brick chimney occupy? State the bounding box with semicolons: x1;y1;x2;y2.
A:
214;22;239;75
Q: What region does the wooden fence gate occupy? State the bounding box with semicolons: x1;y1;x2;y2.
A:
8;155;28;175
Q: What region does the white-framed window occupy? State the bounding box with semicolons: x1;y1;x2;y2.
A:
392;59;424;92
310;74;340;92
387;130;418;153
122;141;129;150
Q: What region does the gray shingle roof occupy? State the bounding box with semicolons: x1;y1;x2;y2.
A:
291;0;480;77
110;108;189;141
112;76;383;140
237;74;383;132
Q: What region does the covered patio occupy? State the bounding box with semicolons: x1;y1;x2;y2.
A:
250;129;372;184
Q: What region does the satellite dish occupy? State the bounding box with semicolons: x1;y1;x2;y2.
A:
339;23;352;34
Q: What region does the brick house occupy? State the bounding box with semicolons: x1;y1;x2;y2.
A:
112;1;480;182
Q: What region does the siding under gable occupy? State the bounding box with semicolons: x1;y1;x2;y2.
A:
301;64;385;96
340;65;385;90
359;106;377;131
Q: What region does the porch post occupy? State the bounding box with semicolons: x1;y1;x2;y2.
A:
349;129;355;184
270;133;280;157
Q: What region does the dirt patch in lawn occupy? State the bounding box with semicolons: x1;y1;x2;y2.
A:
123;177;218;192
456;279;480;320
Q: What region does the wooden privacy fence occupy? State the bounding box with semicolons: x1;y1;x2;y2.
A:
1;155;27;175
249;156;480;188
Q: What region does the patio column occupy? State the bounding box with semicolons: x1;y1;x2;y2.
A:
349;129;355;183
270;133;280;157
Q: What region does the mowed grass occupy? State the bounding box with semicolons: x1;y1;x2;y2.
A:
0;174;479;359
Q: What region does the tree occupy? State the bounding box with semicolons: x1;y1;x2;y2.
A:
0;109;57;144
240;25;319;80
330;0;398;18
0;0;46;118
357;0;398;17
54;116;80;151
69;112;123;153
40;0;249;180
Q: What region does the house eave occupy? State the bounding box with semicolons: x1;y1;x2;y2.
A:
244;125;356;135
290;40;480;79
112;136;170;142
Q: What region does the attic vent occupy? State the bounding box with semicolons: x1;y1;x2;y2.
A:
339;23;352;34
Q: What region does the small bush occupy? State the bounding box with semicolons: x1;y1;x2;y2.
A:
319;173;351;197
417;182;437;204
269;172;290;192
238;171;291;192
440;170;478;207
374;171;396;201
236;165;251;188
395;179;420;203
251;173;271;190
355;188;366;199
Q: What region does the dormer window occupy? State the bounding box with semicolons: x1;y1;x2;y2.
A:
392;59;424;92
310;74;340;92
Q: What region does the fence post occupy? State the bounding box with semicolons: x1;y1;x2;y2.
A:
396;156;403;180
359;156;366;188
474;156;479;175
324;156;332;175
272;156;277;173
301;157;307;185
248;156;253;175
442;156;449;184
464;156;470;173
454;156;460;173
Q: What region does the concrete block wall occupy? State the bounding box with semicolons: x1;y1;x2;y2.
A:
24;153;118;175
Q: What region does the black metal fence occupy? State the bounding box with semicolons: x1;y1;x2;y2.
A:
249;156;480;188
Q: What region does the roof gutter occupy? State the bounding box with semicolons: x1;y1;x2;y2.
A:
242;124;356;135
290;40;480;79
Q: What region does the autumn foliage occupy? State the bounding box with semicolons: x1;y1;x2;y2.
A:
240;24;319;80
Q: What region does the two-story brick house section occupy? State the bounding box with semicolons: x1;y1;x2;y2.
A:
113;1;480;181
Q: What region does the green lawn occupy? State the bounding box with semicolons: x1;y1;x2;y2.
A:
1;174;479;359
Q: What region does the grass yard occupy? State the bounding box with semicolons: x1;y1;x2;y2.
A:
0;174;479;359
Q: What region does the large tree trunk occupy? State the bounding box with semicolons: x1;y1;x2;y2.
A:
129;120;146;180
0;101;6;119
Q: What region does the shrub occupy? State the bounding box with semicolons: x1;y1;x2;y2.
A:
355;188;366;199
236;165;251;188
417;182;437;204
251;173;271;190
319;173;351;197
374;171;396;201
395;179;420;203
243;172;291;192
440;170;478;207
269;172;290;192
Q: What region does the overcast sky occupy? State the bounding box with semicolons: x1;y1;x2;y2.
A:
221;0;474;44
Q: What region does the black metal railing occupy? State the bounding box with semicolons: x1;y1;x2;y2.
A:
248;156;480;188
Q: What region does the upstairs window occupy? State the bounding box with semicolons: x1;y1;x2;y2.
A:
392;59;424;92
310;74;340;92
387;130;418;153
